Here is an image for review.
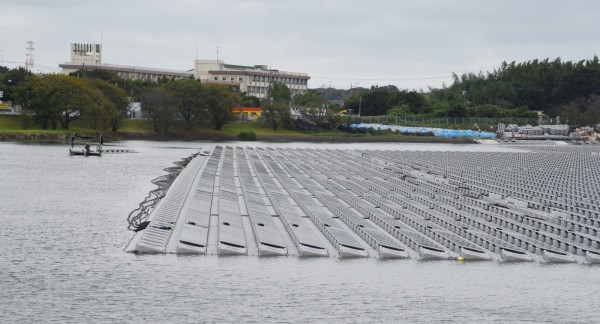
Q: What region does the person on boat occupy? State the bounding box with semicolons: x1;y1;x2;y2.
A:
84;143;91;155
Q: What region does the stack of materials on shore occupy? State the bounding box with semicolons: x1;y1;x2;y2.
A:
500;123;570;139
519;125;545;136
543;125;570;136
570;126;598;143
503;124;520;134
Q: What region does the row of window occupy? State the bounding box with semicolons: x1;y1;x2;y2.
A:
214;76;244;82
246;87;305;95
247;86;268;94
116;71;183;80
211;75;308;86
251;75;307;85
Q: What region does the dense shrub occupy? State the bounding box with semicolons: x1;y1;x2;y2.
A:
237;131;257;141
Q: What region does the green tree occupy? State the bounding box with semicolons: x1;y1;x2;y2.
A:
241;95;261;107
269;82;291;101
140;87;177;132
69;68;124;86
126;79;160;99
204;84;240;130
447;102;467;117
165;78;205;125
324;109;346;130
15;75;59;129
560;94;600;126
84;78;128;131
343;85;423;116
50;75;109;130
262;99;290;130
293;91;322;107
0;66;31;104
388;104;411;116
16;74;109;130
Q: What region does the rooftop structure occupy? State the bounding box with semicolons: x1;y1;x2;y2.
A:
70;43;102;65
126;145;600;263
194;59;310;99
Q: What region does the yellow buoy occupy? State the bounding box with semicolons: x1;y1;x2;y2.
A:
457;256;465;262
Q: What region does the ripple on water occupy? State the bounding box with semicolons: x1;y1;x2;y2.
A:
0;141;598;323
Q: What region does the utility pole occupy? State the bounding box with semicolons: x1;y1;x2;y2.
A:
359;95;362;117
25;41;35;73
216;46;221;70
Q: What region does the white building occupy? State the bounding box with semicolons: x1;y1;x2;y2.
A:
60;42;193;81
60;44;309;94
194;59;310;99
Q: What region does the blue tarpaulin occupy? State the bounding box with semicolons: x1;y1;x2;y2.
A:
350;123;497;138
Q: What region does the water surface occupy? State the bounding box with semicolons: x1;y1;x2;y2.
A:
0;141;596;323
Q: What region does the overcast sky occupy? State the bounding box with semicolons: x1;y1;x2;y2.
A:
1;0;599;90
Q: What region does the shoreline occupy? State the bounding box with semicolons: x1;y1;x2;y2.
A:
0;131;477;144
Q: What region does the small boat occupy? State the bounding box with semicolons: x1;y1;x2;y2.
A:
69;133;103;156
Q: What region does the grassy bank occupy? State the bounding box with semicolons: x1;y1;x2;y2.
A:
0;115;475;143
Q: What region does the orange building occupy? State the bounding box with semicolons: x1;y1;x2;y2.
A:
232;107;262;122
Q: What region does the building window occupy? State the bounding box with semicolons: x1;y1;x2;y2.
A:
239;78;243;82
214;77;218;80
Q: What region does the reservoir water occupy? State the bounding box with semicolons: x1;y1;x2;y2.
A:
1;141;598;323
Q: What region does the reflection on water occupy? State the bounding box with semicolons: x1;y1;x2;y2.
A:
0;141;596;323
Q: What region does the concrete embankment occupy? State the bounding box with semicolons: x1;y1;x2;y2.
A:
0;133;70;141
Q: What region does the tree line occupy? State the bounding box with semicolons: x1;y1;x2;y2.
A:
0;67;241;132
292;56;599;126
2;55;599;133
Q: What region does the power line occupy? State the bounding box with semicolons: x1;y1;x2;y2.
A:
34;63;61;71
0;60;25;64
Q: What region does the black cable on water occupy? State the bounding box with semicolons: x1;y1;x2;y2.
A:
126;154;198;231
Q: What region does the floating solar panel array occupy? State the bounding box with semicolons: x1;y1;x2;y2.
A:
126;145;600;263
